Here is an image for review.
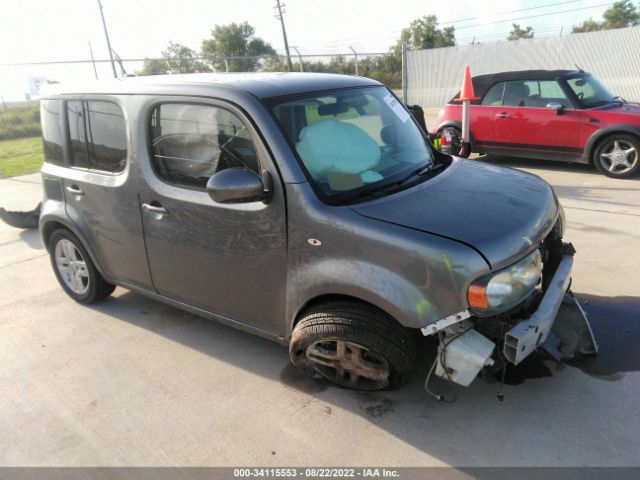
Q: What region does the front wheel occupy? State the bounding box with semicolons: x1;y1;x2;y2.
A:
593;134;640;178
289;301;416;391
49;229;115;304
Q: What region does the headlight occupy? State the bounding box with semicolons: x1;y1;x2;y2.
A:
467;250;542;314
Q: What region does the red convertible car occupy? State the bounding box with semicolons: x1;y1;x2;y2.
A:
435;70;640;178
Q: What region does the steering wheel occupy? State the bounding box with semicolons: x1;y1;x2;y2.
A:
577;92;584;100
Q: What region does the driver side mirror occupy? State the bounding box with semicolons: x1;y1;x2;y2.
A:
546;101;565;114
206;168;272;204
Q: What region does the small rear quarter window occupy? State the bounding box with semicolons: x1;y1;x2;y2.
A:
40;100;65;166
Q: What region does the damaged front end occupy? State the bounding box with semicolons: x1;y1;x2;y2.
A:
423;230;598;389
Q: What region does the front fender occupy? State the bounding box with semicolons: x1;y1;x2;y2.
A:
286;258;463;336
584;124;640;161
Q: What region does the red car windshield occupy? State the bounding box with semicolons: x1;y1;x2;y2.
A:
565;74;617;107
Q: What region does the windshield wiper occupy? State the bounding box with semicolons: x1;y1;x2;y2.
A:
611;96;626;104
355;161;437;200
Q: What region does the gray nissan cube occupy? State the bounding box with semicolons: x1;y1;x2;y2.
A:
39;73;597;392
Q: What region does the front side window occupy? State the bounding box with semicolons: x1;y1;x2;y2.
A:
65;100;127;173
269;86;431;200
149;103;260;189
40;100;64;166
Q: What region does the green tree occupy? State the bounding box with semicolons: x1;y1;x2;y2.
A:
603;0;640;28
201;22;277;72
573;0;640;33
507;23;534;40
138;42;210;76
572;18;603;33
395;15;455;54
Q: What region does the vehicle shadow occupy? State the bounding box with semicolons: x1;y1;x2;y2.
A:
19;228;44;250
479;155;597;175
479;155;640;181
568;292;640;378
88;288;640;464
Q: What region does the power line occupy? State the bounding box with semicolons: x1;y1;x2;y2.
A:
455;2;614;30
440;0;584;25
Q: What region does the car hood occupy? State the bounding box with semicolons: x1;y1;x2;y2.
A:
597;102;640;116
351;158;558;270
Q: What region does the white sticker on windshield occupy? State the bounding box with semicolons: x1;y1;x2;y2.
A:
383;93;411;123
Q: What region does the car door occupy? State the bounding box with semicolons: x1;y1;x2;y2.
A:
468;81;506;147
137;98;287;335
61;98;152;289
491;79;583;159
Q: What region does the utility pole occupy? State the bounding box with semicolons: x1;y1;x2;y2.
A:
274;0;293;72
96;0;117;78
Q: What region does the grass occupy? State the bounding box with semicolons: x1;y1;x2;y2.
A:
0;104;41;141
0;136;44;178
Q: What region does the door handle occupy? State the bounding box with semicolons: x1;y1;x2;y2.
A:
142;203;169;216
65;185;84;196
496;112;510;119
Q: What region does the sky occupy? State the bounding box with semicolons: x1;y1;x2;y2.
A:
0;0;612;101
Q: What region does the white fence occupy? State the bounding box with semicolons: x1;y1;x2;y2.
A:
405;26;640;108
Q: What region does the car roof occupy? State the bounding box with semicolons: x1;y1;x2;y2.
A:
41;72;382;100
449;69;587;103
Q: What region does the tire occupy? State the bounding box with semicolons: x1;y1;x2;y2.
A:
289;301;416;391
593;134;640;178
48;229;115;304
436;126;462;154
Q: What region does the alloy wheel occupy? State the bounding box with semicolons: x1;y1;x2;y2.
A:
54;239;90;295
599;139;638;175
306;339;391;390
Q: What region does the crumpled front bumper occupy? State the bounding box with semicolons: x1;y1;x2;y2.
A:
503;253;598;365
427;244;598;388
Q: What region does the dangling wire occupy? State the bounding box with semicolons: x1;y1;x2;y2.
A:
424;326;474;403
497;362;508;402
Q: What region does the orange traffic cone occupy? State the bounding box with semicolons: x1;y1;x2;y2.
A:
454;66;479;102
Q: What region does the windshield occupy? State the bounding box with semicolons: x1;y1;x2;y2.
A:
565;74;616;107
269;86;432;201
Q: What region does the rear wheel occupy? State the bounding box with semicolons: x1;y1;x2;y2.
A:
49;229;115;304
436;126;462;154
593;134;640;178
289;301;416;390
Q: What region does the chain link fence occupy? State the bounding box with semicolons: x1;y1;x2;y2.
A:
0;51;402;178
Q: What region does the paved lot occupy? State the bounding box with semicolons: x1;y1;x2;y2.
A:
1;162;639;467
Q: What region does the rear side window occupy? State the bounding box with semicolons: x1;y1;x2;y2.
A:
481;82;505;106
67;101;90;169
65;100;127;173
504;80;569;107
40;100;64;166
149;103;260;189
86;102;127;172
